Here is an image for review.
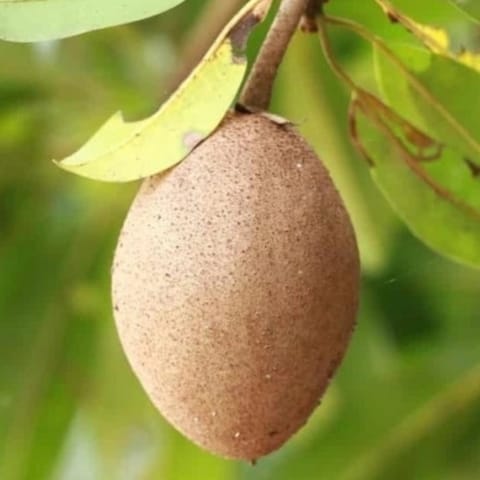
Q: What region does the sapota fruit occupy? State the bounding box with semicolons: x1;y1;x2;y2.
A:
112;112;360;460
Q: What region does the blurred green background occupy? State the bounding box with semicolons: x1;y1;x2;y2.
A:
1;1;479;479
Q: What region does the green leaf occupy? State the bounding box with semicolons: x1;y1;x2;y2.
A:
326;0;473;47
374;43;480;204
371;38;480;268
0;0;186;43
375;0;475;42
316;15;480;267
54;0;272;183
349;89;480;269
450;0;480;22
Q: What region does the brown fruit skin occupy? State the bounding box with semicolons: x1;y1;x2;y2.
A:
112;112;360;460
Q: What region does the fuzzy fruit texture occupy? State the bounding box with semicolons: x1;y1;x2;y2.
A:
112;112;360;460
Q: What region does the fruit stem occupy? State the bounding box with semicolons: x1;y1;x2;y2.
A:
239;0;310;111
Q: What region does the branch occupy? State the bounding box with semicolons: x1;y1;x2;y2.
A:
300;0;323;32
239;0;310;111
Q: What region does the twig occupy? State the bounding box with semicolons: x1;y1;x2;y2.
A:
239;0;310;111
300;0;323;33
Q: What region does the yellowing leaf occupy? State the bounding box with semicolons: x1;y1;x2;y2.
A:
375;0;480;72
54;0;272;183
457;50;480;72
